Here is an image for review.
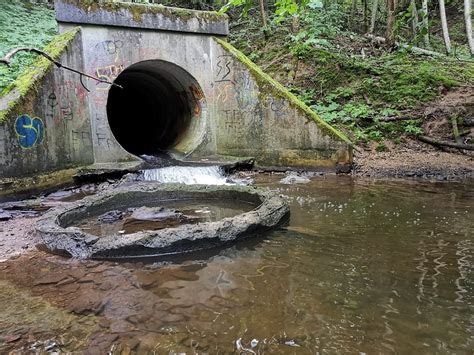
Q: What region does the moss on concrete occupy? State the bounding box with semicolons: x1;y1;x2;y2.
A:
0;27;80;124
0;168;79;200
214;38;352;146
62;0;226;24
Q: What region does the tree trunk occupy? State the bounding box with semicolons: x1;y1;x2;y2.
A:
351;0;358;16
386;0;397;45
350;0;358;28
465;0;474;55
369;0;379;34
421;0;430;48
438;0;451;54
259;0;267;27
363;0;369;32
410;0;419;38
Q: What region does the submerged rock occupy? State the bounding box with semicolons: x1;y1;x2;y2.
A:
280;172;310;184
97;210;124;224
0;210;12;221
131;207;183;221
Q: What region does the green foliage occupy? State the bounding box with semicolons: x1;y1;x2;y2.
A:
0;28;80;123
291;2;345;48
402;120;423;136
219;0;253;15
375;142;387;152
220;0;311;22
0;0;58;95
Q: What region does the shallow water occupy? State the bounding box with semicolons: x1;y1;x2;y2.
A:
75;199;256;237
0;175;472;353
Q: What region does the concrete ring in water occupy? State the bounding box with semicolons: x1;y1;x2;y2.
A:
35;183;290;259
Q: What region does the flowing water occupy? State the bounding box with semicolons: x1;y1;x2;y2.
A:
142;166;228;185
0;175;473;353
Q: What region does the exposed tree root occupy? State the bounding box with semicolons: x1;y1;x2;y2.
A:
418;135;474;151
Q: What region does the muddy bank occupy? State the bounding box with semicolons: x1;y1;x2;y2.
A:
0;183;111;261
0;217;40;262
353;139;474;180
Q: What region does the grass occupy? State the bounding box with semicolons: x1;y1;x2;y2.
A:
0;0;58;96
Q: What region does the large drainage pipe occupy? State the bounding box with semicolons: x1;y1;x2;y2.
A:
106;60;206;156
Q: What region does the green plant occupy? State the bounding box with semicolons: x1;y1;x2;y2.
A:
376;142;387;152
403;120;423;135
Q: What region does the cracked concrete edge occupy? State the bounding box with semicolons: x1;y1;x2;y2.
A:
35;183;290;259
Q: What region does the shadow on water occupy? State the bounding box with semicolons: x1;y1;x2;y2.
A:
0;175;473;353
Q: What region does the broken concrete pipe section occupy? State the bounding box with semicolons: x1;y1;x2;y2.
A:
35;183;290;259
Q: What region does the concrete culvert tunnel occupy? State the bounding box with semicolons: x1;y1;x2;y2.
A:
106;60;206;156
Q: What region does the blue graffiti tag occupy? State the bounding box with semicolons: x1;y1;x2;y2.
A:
14;114;44;149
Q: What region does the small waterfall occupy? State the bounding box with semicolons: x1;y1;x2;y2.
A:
141;166;228;185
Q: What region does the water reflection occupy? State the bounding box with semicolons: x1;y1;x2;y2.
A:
0;176;472;353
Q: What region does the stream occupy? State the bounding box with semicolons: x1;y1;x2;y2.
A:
0;174;472;353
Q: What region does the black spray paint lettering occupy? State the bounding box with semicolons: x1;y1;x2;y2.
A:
46;92;58;121
215;55;233;82
96;132;113;149
95;40;124;55
72;130;92;146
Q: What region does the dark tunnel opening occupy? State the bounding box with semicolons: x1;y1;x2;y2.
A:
106;60;203;156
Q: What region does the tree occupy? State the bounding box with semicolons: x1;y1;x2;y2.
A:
386;0;397;45
350;0;358;29
465;0;474;55
259;0;268;27
363;0;369;32
421;0;430;48
438;0;451;54
369;0;379;34
410;0;419;39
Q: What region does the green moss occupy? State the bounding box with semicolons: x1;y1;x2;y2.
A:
61;0;226;24
0;0;58;94
214;38;352;146
0;27;80;124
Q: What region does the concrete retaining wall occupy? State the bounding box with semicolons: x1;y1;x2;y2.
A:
0;29;94;179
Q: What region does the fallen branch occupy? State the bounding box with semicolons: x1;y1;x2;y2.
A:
451;116;463;144
397;44;444;57
379;116;421;122
0;47;122;90
418;135;474;151
365;35;444;57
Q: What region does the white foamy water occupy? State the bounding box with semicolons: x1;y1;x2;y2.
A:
141;166;228;185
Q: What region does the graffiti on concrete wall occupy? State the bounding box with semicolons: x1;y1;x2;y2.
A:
95;117;114;149
214;53;299;124
189;84;205;116
215;54;233;83
46;79;88;125
95;40;124;55
72;130;93;148
95;64;125;90
14;114;44;149
93;39;127;91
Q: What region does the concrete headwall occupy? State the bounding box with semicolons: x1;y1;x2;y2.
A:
60;22;219;163
0;0;352;185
